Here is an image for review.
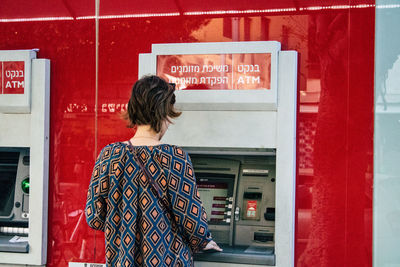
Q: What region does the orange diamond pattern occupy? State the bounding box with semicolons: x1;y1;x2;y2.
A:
85;142;212;266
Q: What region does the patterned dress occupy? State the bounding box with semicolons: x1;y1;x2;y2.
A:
85;142;212;266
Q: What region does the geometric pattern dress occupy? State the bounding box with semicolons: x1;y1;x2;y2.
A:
85;142;212;266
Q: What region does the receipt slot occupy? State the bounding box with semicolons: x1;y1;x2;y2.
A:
0;50;50;265
139;41;297;266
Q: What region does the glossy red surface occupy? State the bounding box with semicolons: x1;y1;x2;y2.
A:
0;0;374;266
295;5;374;265
0;16;96;266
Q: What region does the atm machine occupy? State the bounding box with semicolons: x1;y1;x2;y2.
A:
189;152;276;265
0;50;50;265
139;41;297;266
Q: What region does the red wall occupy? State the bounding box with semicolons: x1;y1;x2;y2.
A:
0;0;374;266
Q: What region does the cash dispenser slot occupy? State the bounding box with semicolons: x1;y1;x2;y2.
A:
254;232;274;243
191;153;276;265
0;148;29;253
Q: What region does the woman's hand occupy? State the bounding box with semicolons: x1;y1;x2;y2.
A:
203;240;223;252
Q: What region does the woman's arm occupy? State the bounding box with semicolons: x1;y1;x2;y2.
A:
166;147;213;252
85;145;111;231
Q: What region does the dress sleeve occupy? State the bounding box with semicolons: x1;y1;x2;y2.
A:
85;145;111;231
167;147;213;252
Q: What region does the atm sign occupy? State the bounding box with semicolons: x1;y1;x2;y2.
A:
157;53;271;90
0;61;25;94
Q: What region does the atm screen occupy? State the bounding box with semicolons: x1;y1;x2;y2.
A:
0;152;18;217
198;182;228;222
196;173;235;224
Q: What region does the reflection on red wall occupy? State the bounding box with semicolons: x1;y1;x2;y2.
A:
0;17;97;266
0;0;374;266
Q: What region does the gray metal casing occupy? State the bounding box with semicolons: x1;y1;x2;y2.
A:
0;55;50;265
0;50;37;113
139;42;298;267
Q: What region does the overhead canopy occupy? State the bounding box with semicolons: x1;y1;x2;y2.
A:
0;0;375;20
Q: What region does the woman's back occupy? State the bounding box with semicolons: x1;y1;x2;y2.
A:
85;142;212;267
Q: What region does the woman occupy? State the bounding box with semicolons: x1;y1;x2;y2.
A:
85;75;221;266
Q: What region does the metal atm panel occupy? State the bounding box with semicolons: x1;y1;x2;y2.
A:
235;161;276;249
0;52;50;265
190;151;276;265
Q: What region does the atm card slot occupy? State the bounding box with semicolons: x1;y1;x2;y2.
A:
254;232;274;243
264;207;275;221
243;192;262;199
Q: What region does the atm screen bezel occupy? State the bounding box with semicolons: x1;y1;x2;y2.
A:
0;151;18;218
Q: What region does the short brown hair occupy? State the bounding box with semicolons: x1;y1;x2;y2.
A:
122;75;181;132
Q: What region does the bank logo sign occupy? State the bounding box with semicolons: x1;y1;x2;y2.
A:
0;61;25;94
0;50;36;113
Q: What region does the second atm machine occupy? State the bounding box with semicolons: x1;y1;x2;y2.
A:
139;41;297;267
0;50;50;266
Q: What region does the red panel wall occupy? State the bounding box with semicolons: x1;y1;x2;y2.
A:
0;0;374;266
